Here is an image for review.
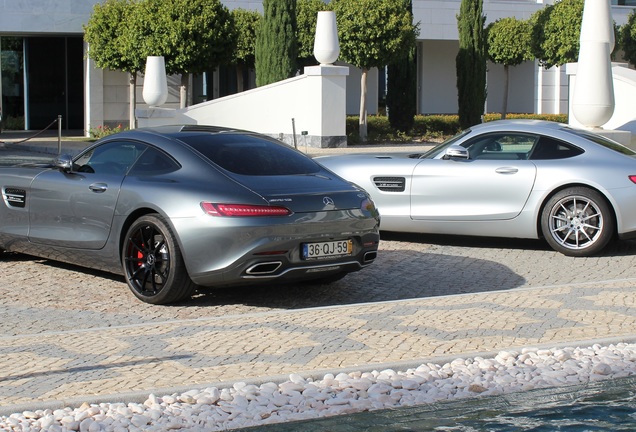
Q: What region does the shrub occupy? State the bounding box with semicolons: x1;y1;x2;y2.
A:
89;124;126;139
345;113;568;144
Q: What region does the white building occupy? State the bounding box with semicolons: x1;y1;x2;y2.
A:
0;0;634;133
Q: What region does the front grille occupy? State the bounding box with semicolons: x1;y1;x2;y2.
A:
373;177;405;192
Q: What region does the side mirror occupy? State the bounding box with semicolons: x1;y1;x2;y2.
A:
443;145;469;160
54;154;73;173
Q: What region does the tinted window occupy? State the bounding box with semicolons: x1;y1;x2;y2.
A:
563;128;636;156
465;133;537;160
128;147;180;175
74;141;146;175
529;136;583;160
180;134;321;175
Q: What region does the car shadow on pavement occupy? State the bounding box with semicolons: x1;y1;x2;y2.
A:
188;248;527;309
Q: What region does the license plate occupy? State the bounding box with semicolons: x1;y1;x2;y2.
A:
302;239;352;260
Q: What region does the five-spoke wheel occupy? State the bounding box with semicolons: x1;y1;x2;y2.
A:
541;187;614;257
122;214;195;304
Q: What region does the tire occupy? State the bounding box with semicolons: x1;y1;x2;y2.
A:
122;214;196;304
540;187;614;257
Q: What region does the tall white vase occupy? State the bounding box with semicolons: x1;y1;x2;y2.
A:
142;56;168;107
571;0;614;129
313;11;340;65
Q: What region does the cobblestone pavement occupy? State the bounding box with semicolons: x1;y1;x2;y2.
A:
1;136;636;415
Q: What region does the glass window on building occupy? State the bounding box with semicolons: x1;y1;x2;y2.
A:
613;1;636;5
1;37;25;130
0;36;83;131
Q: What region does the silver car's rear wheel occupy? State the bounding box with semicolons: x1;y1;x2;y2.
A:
541;187;614;257
122;214;195;304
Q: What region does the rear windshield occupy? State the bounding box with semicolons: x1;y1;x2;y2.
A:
563;128;636;156
179;133;322;175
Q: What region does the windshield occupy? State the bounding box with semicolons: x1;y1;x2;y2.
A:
563;128;636;156
419;129;471;159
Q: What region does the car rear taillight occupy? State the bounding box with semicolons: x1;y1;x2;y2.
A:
201;202;292;217
629;176;636;184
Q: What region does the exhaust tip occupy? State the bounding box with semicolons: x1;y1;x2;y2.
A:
364;251;377;262
246;262;283;275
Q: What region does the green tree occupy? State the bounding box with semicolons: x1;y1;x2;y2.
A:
255;0;298;87
231;8;261;92
456;0;487;129
486;17;533;119
296;0;327;69
530;0;583;69
386;0;417;133
331;0;417;141
621;10;636;67
134;0;236;107
84;0;146;128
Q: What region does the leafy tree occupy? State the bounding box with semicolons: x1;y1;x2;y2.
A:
486;17;533;119
255;0;298;86
231;8;261;92
530;0;583;69
621;10;636;67
386;0;417;133
133;0;236;107
296;0;327;69
84;0;146;128
456;0;487;129
330;0;417;141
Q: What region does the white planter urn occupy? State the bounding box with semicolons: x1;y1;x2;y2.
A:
571;0;614;129
313;11;340;65
142;56;168;107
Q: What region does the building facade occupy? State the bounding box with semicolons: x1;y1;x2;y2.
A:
0;0;634;133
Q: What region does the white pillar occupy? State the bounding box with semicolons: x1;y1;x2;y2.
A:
571;0;614;129
313;11;340;65
142;56;168;107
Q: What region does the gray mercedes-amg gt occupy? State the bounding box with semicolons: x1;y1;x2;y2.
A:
0;125;380;304
316;120;636;257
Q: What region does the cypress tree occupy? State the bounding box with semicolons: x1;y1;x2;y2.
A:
386;0;417;134
255;0;297;87
456;0;487;129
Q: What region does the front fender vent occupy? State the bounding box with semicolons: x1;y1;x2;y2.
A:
3;187;26;208
373;177;405;192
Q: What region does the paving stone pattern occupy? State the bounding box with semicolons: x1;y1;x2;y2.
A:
1;233;636;413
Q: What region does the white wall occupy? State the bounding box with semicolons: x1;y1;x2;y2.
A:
137;65;350;148
486;61;535;114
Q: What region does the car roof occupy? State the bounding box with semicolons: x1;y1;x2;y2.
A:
470;119;567;132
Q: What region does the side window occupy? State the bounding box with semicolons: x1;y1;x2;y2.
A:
529;136;584;160
128;147;180;176
465;133;538;160
74;141;146;175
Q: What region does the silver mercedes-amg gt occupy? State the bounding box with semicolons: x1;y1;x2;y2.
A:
0;125;380;304
316;119;636;257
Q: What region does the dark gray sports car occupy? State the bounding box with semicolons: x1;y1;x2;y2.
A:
0;125;380;304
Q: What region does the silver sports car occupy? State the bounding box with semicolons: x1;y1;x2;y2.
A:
0;125;380;304
316;119;636;257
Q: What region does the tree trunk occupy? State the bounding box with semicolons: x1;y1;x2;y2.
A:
236;65;245;93
502;65;509;120
180;74;188;109
359;68;368;142
129;73;137;130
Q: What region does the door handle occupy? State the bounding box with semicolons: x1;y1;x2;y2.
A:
89;183;108;193
495;167;519;174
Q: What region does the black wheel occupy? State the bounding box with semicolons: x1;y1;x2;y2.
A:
122;214;195;304
541;187;614;257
